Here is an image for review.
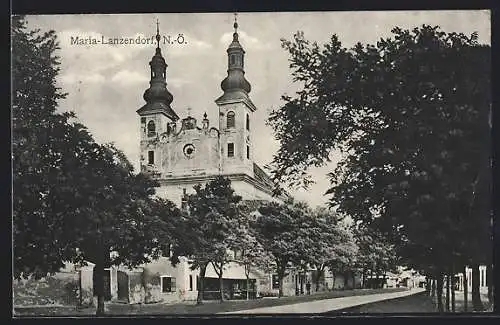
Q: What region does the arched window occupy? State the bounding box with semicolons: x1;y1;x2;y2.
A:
227;111;235;128
246;114;250;131
147;120;156;136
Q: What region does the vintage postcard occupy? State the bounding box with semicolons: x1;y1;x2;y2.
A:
11;11;492;316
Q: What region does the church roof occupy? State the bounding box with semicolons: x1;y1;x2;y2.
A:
253;163;274;189
215;90;257;111
137;22;179;121
215;16;256;111
252;163;291;201
137;101;179;120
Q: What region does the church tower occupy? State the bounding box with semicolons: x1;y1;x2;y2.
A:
216;14;256;177
137;21;179;175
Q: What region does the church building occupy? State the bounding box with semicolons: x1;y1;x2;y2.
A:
72;17;296;306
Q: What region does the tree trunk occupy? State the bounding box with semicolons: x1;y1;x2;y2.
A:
244;264;250;300
94;260;105;316
196;263;208;305
463;265;468;312
219;274;224;302
278;275;284;298
295;272;299;295
471;263;484;311
352;272;356;289
314;267;323;292
451;277;456;312
431;278;436;299
446;273;450;312
211;261;225;303
487;264;493;304
277;264;285;298
451;266;455;312
426;278;431;295
436;275;444;312
332;273;336;291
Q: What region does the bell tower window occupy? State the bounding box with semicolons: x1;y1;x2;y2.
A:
227;111;235;128
148;151;155;165
246;114;250;131
147;120;156;137
247;145;250;159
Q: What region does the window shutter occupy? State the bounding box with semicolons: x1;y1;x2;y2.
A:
171;277;176;292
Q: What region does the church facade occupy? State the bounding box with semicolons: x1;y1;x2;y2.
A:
137;20;280;208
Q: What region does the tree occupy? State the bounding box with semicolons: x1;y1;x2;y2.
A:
254;199;312;297
307;208;358;291
352;223;398;289
12;14;76;279
67;144;178;315
12;16;179;315
326;225;358;290
171;176;242;304
268;26;491;311
230;201;273;300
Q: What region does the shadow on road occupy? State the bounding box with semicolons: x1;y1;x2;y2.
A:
325;291;436;314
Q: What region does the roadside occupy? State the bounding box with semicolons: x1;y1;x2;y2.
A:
334;290;494;314
221;288;425;314
14;287;406;316
332;290;435;313
434;291;493;312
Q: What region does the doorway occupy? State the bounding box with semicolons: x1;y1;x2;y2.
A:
117;271;129;302
93;269;112;301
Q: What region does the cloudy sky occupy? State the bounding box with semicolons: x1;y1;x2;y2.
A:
25;11;490;208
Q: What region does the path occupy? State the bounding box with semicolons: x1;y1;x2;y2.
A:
220;288;426;314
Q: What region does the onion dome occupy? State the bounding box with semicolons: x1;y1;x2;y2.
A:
219;14;252;96
137;20;178;121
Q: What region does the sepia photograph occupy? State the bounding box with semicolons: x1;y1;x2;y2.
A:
11;10;493;316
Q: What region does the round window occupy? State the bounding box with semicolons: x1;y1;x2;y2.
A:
183;144;195;158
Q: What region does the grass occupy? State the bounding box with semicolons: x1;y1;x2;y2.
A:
14;288;406;316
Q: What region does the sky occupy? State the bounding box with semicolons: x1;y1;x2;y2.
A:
24;11;490;208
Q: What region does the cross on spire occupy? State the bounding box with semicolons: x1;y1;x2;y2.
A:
155;19;161;48
187;107;192;116
233;12;238;32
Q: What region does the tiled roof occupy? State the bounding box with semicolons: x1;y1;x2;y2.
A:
253;163;275;190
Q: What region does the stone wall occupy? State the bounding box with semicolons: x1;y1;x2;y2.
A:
13;272;79;306
128;271;145;304
79;266;94;306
